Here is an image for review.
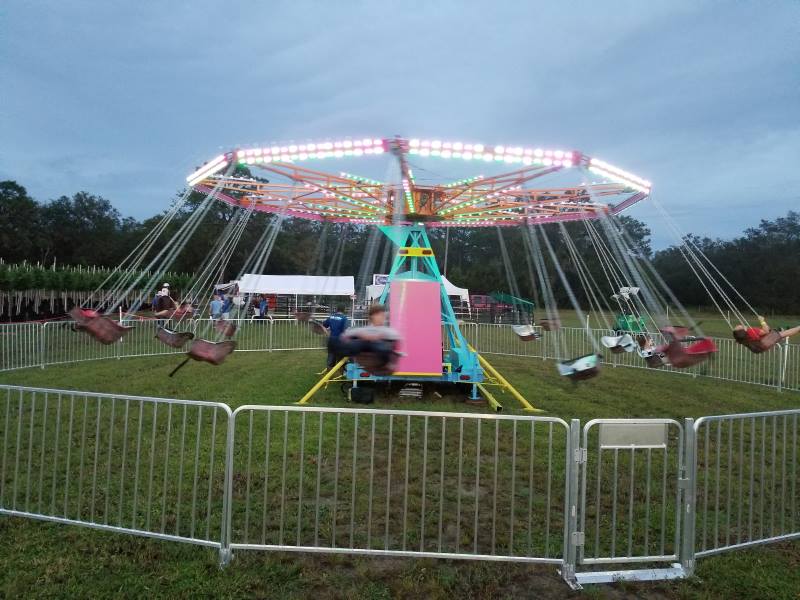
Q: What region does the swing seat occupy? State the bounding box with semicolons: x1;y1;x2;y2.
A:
295;311;311;322
644;353;666;368
659;326;692;341
660;338;717;369
353;346;401;376
512;324;540;341
557;353;601;381
214;319;237;338
308;319;328;336
156;327;194;349
186;339;237;365
735;330;782;354
69;307;100;324
84;315;133;345
601;333;636;354
634;334;666;367
539;318;561;332
341;327;402;376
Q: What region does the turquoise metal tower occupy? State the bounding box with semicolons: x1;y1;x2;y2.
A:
345;224;483;387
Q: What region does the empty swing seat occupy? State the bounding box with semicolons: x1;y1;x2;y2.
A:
512;324;540;341
186;339;237;365
69;307;133;345
539;318;561;332
659;338;717;368
214;319;237;338
156;327;194;349
601;333;636;354
557;353;601;381
69;307;100;324
735;329;782;354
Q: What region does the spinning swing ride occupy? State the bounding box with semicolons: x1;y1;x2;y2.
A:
72;133;776;411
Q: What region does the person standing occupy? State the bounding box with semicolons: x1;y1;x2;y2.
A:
322;305;349;371
209;294;223;320
221;294;232;320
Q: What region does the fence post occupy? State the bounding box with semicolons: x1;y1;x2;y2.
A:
680;418;697;576
268;319;274;352
219;410;235;567
561;419;581;589
39;322;47;369
778;340;790;393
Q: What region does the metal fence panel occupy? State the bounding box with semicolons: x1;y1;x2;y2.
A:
693;410;800;558
227;405;571;563
0;385;231;549
0;323;41;371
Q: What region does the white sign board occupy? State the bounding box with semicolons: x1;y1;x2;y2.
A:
599;423;668;449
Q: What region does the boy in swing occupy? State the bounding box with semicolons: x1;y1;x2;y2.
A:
329;304;402;375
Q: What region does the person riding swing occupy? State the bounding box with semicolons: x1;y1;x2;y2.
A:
733;316;800;353
327;304;402;376
153;283;179;317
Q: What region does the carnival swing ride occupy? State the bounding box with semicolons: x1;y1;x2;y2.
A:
71;135;776;411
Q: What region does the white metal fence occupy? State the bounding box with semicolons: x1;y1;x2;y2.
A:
0;385;231;550
0;319;798;394
469;324;797;392
227;405;570;563
691;410;800;558
0;384;798;588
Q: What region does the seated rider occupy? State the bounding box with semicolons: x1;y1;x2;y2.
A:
331;304;401;375
153;284;178;317
733;316;800;345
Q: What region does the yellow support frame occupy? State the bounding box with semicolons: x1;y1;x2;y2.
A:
296;357;348;405
469;345;542;412
476;383;503;412
296;351;540;412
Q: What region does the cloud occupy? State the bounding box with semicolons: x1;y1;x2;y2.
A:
1;0;798;247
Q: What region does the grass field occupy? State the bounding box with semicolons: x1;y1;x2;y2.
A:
1;350;799;599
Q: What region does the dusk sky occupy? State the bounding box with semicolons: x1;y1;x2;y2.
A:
2;1;798;248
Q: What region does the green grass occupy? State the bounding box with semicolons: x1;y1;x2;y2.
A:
1;351;799;599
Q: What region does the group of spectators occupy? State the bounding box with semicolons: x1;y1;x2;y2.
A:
151;283;235;321
209;293;233;320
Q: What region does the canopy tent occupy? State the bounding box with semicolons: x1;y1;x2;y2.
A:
366;276;470;306
235;274;355;296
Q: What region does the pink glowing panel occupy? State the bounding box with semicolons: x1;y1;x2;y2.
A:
389;280;443;375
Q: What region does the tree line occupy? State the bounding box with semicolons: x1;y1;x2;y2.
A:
1;180;798;315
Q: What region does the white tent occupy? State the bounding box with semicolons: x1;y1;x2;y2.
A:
366;276;470;306
236;274;355;296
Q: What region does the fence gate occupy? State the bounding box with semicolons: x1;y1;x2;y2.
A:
566;419;690;588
